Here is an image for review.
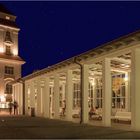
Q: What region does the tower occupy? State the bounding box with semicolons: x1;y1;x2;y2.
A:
0;5;25;108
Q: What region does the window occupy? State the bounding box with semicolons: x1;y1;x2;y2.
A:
6;46;11;55
95;78;103;108
5;83;12;94
59;83;66;108
59;85;63;107
6;16;10;20
112;73;127;109
88;82;94;108
73;82;81;108
5;66;14;75
5;31;13;43
49;86;54;116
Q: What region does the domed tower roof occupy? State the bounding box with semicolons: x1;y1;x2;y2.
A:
0;4;14;15
0;4;18;28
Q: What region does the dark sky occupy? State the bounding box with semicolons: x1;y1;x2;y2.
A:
1;1;140;77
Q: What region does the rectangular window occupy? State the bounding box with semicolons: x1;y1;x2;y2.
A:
95;78;103;109
59;85;63;107
88;82;94;108
112;73;127;110
6;46;11;55
6;84;12;94
73;82;81;108
5;66;14;75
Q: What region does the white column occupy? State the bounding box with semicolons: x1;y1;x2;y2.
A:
66;70;73;121
53;74;60;119
125;72;129;112
30;82;35;109
62;83;65;100
37;80;41;116
127;72;131;112
40;87;43;115
17;84;20;114
12;85;15;102
44;77;50;118
24;83;28;115
102;58;111;127
15;86;17;101
19;83;23;115
131;48;140;131
82;64;89;123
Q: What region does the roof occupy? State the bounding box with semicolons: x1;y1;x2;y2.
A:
0;18;19;28
0;4;18;28
0;4;14;15
22;29;140;81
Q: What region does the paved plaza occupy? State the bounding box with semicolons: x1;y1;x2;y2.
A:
0;115;139;139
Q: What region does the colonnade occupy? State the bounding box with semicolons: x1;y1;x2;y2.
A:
12;47;140;131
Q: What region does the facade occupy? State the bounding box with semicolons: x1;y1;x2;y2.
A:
0;5;25;108
13;29;140;131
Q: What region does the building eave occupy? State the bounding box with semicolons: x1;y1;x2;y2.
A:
0;24;20;31
0;57;25;64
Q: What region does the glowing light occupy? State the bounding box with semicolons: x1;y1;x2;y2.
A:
13;49;18;55
91;79;95;86
124;75;128;82
91;82;95;86
6;16;10;20
0;47;4;53
0;95;6;102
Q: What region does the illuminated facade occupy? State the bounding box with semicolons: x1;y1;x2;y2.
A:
0;6;25;108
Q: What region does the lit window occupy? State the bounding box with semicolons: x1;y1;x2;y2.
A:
5;66;14;75
0;47;4;53
5;31;13;43
6;16;10;20
88;82;94;108
95;78;103;109
73;82;81;108
6;46;11;55
112;73;127;109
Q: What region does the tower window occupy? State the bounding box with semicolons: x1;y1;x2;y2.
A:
5;31;13;44
5;66;14;75
6;46;11;55
5;83;12;94
6;16;10;20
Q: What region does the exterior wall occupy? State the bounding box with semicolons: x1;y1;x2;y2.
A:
0;26;19;55
0;17;23;105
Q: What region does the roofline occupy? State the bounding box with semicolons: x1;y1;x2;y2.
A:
0;57;25;64
0;24;20;31
0;11;16;18
22;29;140;81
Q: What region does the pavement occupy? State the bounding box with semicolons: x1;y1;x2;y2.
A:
0;115;139;139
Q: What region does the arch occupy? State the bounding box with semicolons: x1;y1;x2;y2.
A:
4;79;14;103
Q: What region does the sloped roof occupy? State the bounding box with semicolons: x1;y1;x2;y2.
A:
0;4;18;28
0;4;14;15
0;18;18;28
22;29;140;80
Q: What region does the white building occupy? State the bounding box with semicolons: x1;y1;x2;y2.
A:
13;29;140;131
0;5;25;108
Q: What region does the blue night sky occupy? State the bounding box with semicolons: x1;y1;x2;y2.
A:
1;1;140;77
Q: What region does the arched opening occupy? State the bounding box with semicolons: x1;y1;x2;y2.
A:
5;83;12;94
